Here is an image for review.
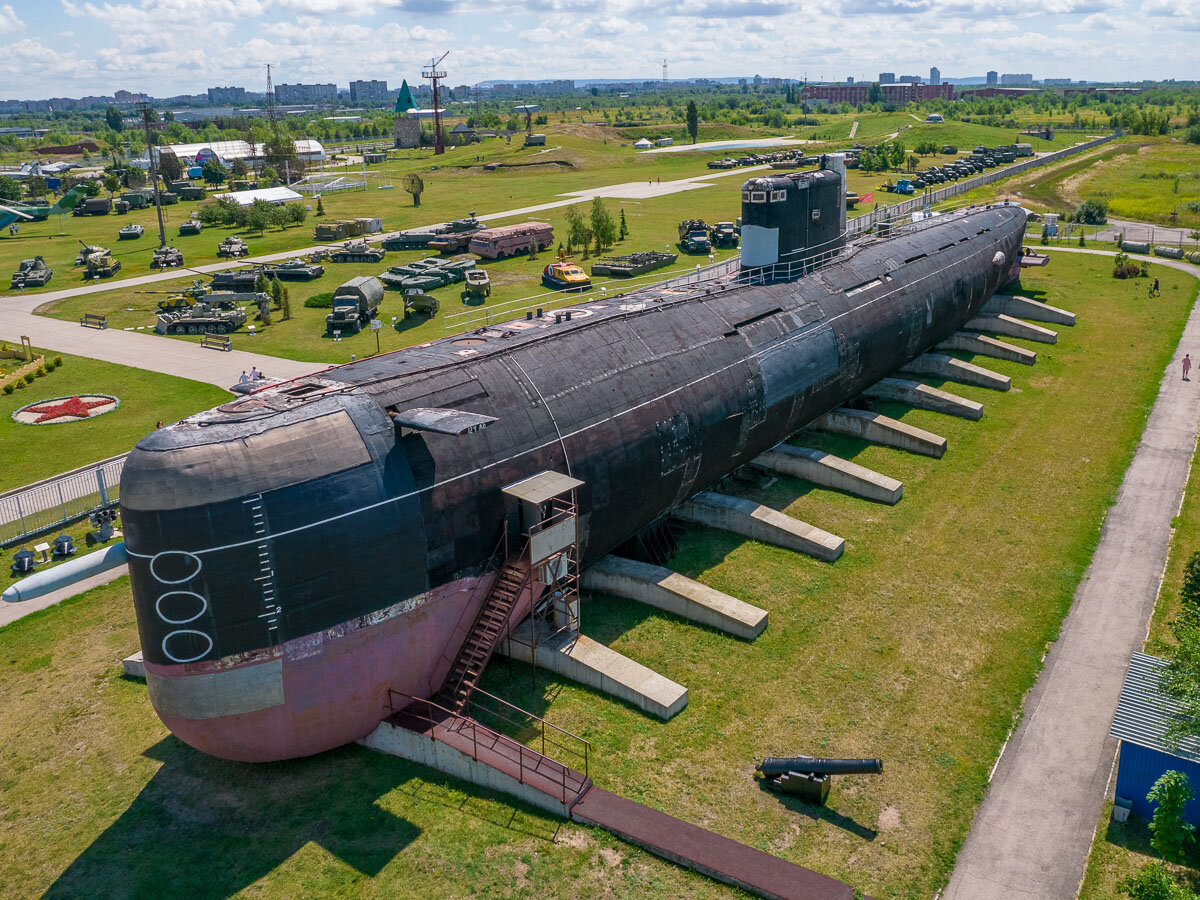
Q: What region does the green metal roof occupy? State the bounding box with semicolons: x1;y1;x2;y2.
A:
394;80;416;114
1110;652;1200;763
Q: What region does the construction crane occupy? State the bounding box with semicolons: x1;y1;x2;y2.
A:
422;51;449;156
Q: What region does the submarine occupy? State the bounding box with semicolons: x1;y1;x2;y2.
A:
118;157;1027;762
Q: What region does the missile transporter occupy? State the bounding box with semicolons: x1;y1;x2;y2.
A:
11;256;53;289
118;155;1027;762
590;251;677;278
325;275;383;335
330;239;386;263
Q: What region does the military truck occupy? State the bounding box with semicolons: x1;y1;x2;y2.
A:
72;197;112;217
217;236;250;258
709;222;739;248
326;276;384;335
151;246;185;269
179;219;202;236
120;192;151;210
313;220;357;242
113;200;131;214
330;239;386;263
158;192;180;205
678;220;712;254
263;259;325;281
11;256;53;289
178;184;206;201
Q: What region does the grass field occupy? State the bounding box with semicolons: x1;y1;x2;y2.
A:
0;253;1196;899
0;348;228;491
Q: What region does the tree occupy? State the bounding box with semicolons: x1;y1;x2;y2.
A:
315;195;325;217
564;204;588;254
260;166;279;188
868;83;883;105
1148;770;1196;862
618;207;629;241
590;197;617;252
230;158;248;180
104;105;124;133
245;199;271;234
1074;198;1108;225
287;203;307;227
686;100;699;144
102;173;120;196
270;277;284;311
281;285;292;321
25;176;47;199
201;157;225;187
0;175;21;201
157;149;183;184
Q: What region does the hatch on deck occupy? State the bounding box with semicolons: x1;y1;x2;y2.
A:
391;407;497;436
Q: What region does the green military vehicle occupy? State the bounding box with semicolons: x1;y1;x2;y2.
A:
81;247;122;278
709;222;740;249
330;239;386;263
326;276;384;335
72;197;112;217
120;192;151;210
156;294;248;335
402;287;439;318
179;219;202;236
11;256;53;289
118;223;144;240
217;236;250;258
263;259;325;281
151;246;184;269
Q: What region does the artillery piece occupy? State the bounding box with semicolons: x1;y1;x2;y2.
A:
11;256;53;289
151;246;185;269
756;756;883;806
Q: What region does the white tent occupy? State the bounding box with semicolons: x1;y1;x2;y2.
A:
633;138;654;149
213;186;303;206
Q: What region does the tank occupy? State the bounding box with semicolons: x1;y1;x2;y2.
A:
118;224;144;240
117;163;1027;763
325;275;384;334
382;229;442;251
264;260;325;281
179;220;203;236
217;236;250;258
210;268;263;293
11;256;53;289
156;295;248;335
82;248;122;278
75;243;108;266
330;239;386;263
151;246;184;269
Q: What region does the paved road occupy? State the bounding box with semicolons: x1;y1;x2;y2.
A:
945;248;1200;899
1095;217;1199;247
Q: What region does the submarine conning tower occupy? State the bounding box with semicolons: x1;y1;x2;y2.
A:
740;153;846;279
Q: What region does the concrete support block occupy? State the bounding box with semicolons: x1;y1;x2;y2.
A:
984;294;1076;326
808;407;947;459
899;353;1011;392
862;377;984;421
122;650;145;679
582;555;768;640
500;621;689;719
937;331;1037;366
675;491;844;561
965;312;1058;345
754;444;902;505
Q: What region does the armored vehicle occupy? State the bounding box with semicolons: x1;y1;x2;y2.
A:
75;243;108;266
330;239;386;263
402;287;439;318
427;222;484;253
263;259;325;281
150;281;212;312
156;297;248;335
326;276;383;335
114;200;131;214
83;248;122;278
10;256;53;289
218;236;250;258
677;219;712;254
210;268;262;293
72;197;112;217
590;251;677;278
118;224;144;240
179;219;202;236
463;268;490;300
541;261;591;291
941;144;958;155
382;230;439;251
707;158;737;170
710;221;740;248
151;246;185;269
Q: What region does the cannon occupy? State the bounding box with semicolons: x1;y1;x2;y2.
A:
756;756;883;806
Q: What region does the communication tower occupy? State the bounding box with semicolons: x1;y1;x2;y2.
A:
422;52;450;155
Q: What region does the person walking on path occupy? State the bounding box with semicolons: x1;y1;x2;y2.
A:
1151;277;1161;297
1184;353;1192;381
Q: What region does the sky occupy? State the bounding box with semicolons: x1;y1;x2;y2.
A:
0;0;1197;100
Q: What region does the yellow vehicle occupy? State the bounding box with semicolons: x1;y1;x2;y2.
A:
541;261;591;292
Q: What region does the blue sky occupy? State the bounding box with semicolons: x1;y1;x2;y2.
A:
0;0;1197;99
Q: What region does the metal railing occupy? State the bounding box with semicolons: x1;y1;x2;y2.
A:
1;455;126;547
386;687;590;806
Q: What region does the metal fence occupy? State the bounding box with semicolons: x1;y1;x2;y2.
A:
1;455;125;547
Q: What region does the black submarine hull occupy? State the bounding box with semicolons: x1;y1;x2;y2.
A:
119;202;1027;761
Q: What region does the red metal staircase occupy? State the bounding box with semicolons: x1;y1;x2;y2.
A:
435;557;531;712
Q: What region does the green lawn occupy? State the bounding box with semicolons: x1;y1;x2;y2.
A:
0;347;228;491
1;254;1196;898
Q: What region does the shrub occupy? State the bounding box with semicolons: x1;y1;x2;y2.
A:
304;291;333;309
3;383;13;395
53;355;62;368
1074;198;1108;225
1119;862;1196;899
34;366;46;377
1115;263;1142;278
1149;770;1195;861
23;373;34;385
15;379;25;389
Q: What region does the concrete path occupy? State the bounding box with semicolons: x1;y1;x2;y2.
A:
1095;218;1199;247
945;251;1200;899
849;120;859;139
0;564;127;629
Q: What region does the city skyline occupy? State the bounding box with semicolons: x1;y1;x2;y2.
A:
0;0;1197;99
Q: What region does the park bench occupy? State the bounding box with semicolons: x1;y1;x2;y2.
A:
200;332;233;352
80;313;107;329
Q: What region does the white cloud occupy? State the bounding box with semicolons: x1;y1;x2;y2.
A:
0;3;22;32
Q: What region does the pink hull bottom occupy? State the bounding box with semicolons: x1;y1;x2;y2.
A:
144;574;533;762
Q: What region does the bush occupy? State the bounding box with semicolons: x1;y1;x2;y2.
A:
15;379;25;389
34;366;46;377
1115;263;1142;278
3;383;13;395
52;355;62;368
23;373;34;385
1149;770;1196;861
1074;198;1108;225
304;291;333;309
1182;550;1200;607
1119;861;1197;899
1186;126;1200;146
